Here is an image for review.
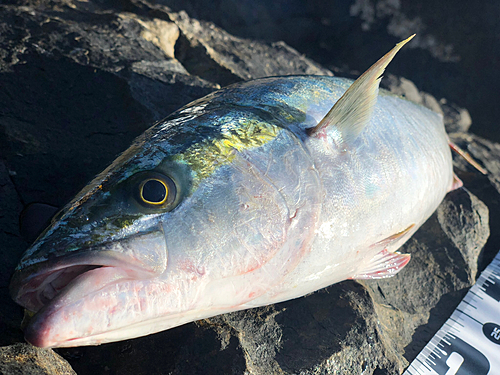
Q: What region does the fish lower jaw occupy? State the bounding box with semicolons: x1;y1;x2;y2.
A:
24;303;233;348
20;266;140;347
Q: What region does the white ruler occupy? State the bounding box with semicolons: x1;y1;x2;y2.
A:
404;251;500;375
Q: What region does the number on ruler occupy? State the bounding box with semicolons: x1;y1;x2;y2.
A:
425;334;490;375
444;352;463;375
482;322;500;345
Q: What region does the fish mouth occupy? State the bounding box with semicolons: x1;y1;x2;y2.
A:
11;254;146;313
10;229;168;347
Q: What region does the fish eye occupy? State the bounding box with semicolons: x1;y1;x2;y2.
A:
135;172;177;209
141;179;167;205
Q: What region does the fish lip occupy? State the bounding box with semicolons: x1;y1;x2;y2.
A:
11;228;168;348
22;265;138;348
11;252;136;313
10;253;133;312
10;229;168;314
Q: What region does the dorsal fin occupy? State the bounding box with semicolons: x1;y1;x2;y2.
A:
307;35;415;145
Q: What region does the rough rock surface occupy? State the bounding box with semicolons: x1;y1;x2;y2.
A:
0;343;76;375
0;1;499;374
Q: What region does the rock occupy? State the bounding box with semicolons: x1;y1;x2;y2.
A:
440;100;473;133
383;74;443;114
0;343;76;375
169;10;332;86
0;0;499;374
449;132;500;269
0;160;26;347
204;282;405;374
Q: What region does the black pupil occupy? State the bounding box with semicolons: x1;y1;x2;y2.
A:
142;179;166;203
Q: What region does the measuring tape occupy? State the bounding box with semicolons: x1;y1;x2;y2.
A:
404;251;500;375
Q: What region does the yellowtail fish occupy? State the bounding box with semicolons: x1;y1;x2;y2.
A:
10;35;456;348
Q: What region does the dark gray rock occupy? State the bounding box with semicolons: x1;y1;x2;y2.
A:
0;343;76;375
449;132;500;270
0;1;498;374
168;10;332;86
0;160;26;348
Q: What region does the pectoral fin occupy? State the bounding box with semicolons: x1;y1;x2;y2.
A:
350;224;414;280
351;250;411;280
307;35;415;146
369;224;415;249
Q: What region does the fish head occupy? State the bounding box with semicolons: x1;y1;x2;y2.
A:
10;97;317;348
9;133;190;343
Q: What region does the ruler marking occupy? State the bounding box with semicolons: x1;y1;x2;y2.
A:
414;357;430;373
461;299;477;309
403;249;500;375
468;290;484;300
419;358;433;372
447;317;464;328
455;308;482;325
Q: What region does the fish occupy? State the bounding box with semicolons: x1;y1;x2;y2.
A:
10;35;455;348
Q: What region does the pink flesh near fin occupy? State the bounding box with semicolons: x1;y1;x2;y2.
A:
351;250;411;280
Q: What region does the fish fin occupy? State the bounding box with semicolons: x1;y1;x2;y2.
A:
369;224;415;249
449;173;463;192
350;224;415;280
449;140;487;175
351;250;411;280
307;35;415;145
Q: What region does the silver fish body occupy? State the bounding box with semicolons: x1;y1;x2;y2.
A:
10;40;454;348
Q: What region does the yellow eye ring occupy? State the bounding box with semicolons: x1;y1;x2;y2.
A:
139;178;168;205
133;171;177;210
